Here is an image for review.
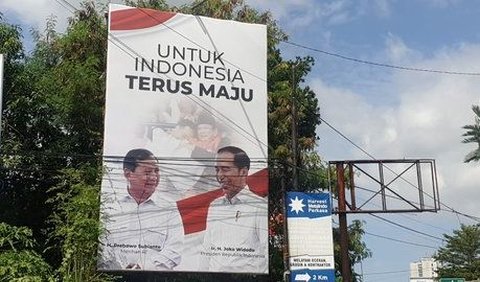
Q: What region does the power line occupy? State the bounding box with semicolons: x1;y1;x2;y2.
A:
52;0;76;14
362;269;410;276
355;185;477;229
332;221;438;249
282;40;480;76
31;0;480;239
100;3;480;219
52;0;271;156
321;116;480;223
320;117;375;160
364;231;437;249
368;213;444;242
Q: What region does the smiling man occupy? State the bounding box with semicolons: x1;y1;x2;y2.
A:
98;148;183;271
200;146;268;274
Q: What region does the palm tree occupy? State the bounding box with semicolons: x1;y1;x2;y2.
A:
462;105;480;162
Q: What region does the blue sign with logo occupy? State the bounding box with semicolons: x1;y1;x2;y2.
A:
286;192;335;282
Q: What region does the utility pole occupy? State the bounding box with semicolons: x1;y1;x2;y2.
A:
336;163;352;281
281;163;290;282
291;62;298;190
283;62;299;282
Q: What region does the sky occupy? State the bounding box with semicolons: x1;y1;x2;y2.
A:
1;0;480;281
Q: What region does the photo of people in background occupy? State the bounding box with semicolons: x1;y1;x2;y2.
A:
99;149;183;271
200;146;268;273
99;97;268;273
132;98;232;199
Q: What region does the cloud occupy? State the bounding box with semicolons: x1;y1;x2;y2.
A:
420;0;462;9
1;0;192;33
0;0;83;32
248;0;393;29
315;43;480;216
385;32;418;62
371;0;392;17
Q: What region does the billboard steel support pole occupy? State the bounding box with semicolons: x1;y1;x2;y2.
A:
291;64;298;190
336;163;352;282
282;163;290;281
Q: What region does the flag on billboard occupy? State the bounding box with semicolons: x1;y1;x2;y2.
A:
98;4;268;274
286;192;335;282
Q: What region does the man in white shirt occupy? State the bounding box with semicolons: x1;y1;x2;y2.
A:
99;148;183;271
201;146;268;274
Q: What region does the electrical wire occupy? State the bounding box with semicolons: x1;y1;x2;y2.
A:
282;40;480;76
332;221;438;257
18;0;477;252
321;116;480;223
364;231;437;249
368;213;444;242
53;0;272;155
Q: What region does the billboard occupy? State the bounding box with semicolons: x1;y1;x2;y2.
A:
98;4;268;274
286;192;335;282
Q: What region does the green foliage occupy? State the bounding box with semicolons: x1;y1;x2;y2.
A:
1;1;108;280
39;1;106;160
1;15;62;253
0;223;54;282
47;167;114;282
0;18;24;61
462;105;480;163
0;223;34;251
126;0;170;11
0;1;369;281
0;250;54;282
434;224;480;280
333;220;372;281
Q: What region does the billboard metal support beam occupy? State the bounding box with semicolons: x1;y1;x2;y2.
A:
336;163;352;282
291;63;298;190
282;163;290;281
330;159;440;282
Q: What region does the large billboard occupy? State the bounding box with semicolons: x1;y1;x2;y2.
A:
98;4;268;274
286;192;335;282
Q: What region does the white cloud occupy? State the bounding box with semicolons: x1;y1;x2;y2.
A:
315;44;480;216
372;0;392;17
385;33;417;62
248;0;393;30
0;0;190;33
0;0;84;32
420;0;462;9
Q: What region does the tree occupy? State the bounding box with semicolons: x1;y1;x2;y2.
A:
0;223;54;281
462;105;480;163
1;1;108;279
333;220;371;282
434;224;480;280
0;11;61;257
37;3;109;280
0;0;370;281
48;167;113;282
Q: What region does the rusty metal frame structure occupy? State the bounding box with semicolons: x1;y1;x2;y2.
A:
328;159;440;282
329;159;440;214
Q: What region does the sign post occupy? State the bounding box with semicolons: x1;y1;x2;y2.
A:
286;192;335;282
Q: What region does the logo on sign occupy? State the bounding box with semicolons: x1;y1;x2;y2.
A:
289;196;306;214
